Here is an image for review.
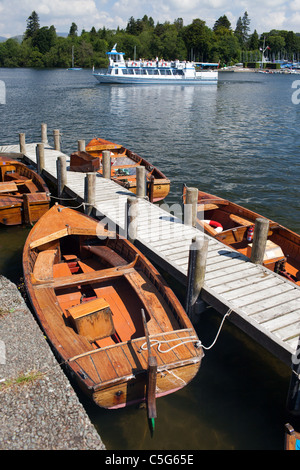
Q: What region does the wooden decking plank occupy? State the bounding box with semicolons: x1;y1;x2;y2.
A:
263;310;300;332
251;299;300;323
220;277;285;301
272;323;300;342
229;286;295;310
211;270;270;294
238;288;300;313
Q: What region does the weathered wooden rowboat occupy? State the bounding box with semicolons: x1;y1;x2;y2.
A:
23;204;203;411
183;186;300;285
0;156;50;226
69;137;170;202
285;423;300;450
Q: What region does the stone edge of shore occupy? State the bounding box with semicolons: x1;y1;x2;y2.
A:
0;275;106;450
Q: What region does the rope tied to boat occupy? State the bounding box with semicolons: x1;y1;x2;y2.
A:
200;308;232;351
138;335;200;354
139;308;232;354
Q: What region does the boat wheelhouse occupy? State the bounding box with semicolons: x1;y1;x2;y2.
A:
93;44;219;85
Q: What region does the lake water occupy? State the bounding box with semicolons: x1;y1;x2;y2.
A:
0;67;299;450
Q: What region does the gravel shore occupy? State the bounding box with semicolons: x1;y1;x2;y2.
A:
0;275;105;450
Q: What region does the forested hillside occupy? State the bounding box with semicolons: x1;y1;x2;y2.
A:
1;11;300;68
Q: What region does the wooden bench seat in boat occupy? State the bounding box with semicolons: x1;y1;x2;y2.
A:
0;182;18;193
82;244;127;267
66;297;115;343
33;249;57;281
53;262;72;278
199;203;220;211
229;213;253;226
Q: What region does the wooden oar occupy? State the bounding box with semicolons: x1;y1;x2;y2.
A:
141;308;157;435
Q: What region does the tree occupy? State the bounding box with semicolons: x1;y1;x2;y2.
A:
183;19;213;61
248;29;259;50
242;11;251;44
32;26;57;54
69;22;78;37
234;11;251;47
24;11;40;39
213;15;231;32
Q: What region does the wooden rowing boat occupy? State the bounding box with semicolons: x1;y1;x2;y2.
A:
183;186;300;285
0;157;50;225
23;204;203;410
69;137;170;202
285;423;300;449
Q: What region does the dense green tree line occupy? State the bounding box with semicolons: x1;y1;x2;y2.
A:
1;10;300;68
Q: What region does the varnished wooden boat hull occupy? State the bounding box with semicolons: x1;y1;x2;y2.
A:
0;157;50;225
285;423;300;450
183;186;300;285
70;138;170;203
23;204;203;409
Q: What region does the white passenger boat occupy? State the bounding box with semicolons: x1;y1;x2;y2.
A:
93;44;219;85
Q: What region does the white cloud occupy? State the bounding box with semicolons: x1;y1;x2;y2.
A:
0;0;300;37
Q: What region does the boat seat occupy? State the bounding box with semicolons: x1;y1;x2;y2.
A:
53;262;72;278
33;249;57;281
0;182;18;193
66;297;115;343
229;214;253;226
82;244;127;267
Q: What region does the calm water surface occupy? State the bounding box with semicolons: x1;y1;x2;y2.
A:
0;68;299;450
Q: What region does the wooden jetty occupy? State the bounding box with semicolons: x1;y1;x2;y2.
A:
1;131;300;369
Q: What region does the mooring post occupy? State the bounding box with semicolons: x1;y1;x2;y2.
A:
56;155;67;201
36;143;45;175
185;236;209;319
136;166;146;198
78;140;85;152
53;129;60;151
126;196;138;244
41;123;48;144
102;150;111;179
19;133;26;154
149;175;155;203
286;335;300;416
184;187;198;227
84;172;96;216
250;217;269;264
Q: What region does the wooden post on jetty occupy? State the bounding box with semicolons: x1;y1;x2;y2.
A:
250;218;269;265
184;187;198;227
102;150;111;179
56;155;67;202
36;143;45;175
149;175;155;203
78;140;85;152
126;196;138;244
41;123;48;144
286;335;300;416
19;133;26;154
84;173;96;216
136;166;146;198
185;236;209;319
53;129;60;151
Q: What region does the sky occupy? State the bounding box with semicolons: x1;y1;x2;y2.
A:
0;0;300;38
